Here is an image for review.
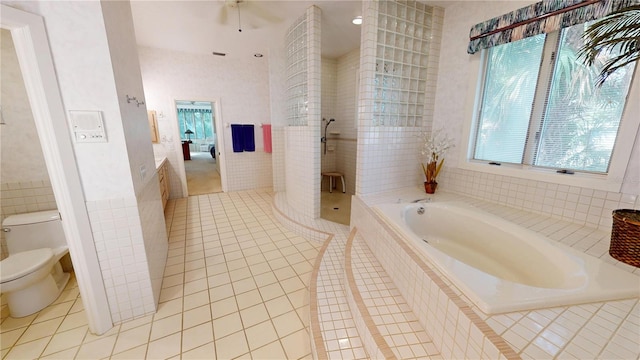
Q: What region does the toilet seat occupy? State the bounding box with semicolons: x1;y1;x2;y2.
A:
0;248;54;283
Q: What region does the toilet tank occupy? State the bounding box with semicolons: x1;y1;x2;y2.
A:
2;210;66;254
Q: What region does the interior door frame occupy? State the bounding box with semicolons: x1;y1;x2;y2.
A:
1;5;112;334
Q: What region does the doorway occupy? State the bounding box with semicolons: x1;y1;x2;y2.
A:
175;100;222;195
1;5;111;334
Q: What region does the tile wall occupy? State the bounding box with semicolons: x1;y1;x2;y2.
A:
224;152;274;192
334;140;358;195
0;180;58;260
321;57;338;175
334;48;360;195
272;127;286;193
136;173;169;308
356;1;444;196
285;127;320;219
87;174;167;324
439;167;640;232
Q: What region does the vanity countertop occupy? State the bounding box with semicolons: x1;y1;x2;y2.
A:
154;156;167;170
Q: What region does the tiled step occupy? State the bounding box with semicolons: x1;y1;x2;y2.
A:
311;234;369;359
344;230;443;359
271;192;370;359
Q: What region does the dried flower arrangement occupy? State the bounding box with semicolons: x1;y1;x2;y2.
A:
419;128;454;192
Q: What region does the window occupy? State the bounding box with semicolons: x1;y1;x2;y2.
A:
177;107;214;141
472;22;635;174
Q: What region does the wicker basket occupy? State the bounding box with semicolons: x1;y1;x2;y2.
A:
610;209;640;268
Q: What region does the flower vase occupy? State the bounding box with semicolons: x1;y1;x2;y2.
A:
424;181;437;194
424;161;438;193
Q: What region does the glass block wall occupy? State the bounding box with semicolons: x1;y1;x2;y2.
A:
356;0;444;195
374;1;434;127
286;16;309;126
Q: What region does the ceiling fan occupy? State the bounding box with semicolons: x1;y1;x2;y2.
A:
218;0;283;32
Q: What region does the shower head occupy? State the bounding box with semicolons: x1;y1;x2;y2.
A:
329;118;335;122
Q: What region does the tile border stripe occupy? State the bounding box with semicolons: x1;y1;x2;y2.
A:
345;227;397;359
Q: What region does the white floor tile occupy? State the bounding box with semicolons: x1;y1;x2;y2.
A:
41;325;88;356
182;321;214;352
182;304;211;329
213;312;243;340
17;316;64;344
75;334;117;359
214;330;249;360
181;342;216;359
112;323;152;355
150;313;182;341
245;320;278;351
146;332;181;360
0;327;26;351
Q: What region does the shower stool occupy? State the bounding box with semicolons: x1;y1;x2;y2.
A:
321;172;346;193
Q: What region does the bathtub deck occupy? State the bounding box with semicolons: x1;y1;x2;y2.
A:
274;188;639;360
358;187;640;360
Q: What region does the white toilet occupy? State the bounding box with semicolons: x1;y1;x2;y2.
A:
0;210;71;317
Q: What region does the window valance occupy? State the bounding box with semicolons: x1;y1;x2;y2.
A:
468;0;639;54
177;108;212;114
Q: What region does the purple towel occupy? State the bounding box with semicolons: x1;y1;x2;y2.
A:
231;124;243;152
243;124;255;152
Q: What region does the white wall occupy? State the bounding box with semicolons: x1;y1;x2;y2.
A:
138;46;273;195
5;0;167;324
13;1;137;201
434;1;640;231
334;48;360;195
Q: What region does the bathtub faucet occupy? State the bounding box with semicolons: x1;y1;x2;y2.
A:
411;197;432;203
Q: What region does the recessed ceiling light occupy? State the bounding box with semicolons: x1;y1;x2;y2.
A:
352;16;363;25
254;53;264;58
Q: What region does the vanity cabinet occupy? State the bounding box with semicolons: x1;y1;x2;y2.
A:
158;161;169;209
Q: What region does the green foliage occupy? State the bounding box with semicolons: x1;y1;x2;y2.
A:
579;5;640;86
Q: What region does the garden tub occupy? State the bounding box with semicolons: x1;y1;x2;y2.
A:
374;202;640;314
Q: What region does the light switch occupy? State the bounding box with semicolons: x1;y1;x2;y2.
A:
69;110;107;143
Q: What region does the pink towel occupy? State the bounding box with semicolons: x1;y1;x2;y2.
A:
263;124;272;153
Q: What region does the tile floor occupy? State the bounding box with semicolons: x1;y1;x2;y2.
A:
1;190;321;359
